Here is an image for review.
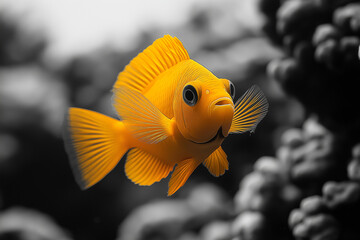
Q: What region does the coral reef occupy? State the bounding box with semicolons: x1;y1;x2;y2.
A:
0;207;72;240
258;0;360;239
117;184;232;240
262;0;360;131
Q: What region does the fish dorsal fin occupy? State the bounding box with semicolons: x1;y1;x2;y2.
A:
125;148;174;186
203;147;228;177
113;35;190;93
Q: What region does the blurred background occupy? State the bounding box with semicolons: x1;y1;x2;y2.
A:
1;0;360;240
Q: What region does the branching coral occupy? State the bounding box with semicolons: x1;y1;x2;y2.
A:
261;0;360;130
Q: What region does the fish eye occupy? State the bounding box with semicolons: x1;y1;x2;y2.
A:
229;81;235;99
183;85;198;106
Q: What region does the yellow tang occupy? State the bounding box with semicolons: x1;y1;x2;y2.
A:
63;35;269;196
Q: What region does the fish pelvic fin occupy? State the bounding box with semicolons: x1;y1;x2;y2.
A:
63;108;128;189
113;86;172;144
203;147;228;177
229;85;269;134
168;158;201;196
125;148;174;186
113;35;189;93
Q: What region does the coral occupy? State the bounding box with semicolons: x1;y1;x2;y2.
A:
234;157;300;214
289;196;340;240
199;220;232;240
234;156;300;214
231;211;267;240
232;118;358;240
260;0;360;130
259;1;360;238
347;143;360;181
287;143;360;240
289;198;340;240
322;181;360;209
234;171;280;213
233;155;301;240
116;184;231;240
276;118;348;192
117;200;193;240
0;207;72;240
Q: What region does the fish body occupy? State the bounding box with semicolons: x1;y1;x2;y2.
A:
64;35;268;196
120;60;229;161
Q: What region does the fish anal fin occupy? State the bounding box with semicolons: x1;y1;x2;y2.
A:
168;158;201;196
113;86;172;144
114;35;190;92
63;108;128;189
230;85;269;134
203;147;228;177
125;148;174;186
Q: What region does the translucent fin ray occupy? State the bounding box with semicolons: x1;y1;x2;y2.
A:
229;85;269;134
203;147;228;177
113;86;172;144
63;108;127;189
125;148;174;186
113;35;189;93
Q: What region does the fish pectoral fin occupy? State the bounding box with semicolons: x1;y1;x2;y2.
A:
125;148;174;186
113;86;172;144
168;158;201;196
203;147;228;177
229;85;269;134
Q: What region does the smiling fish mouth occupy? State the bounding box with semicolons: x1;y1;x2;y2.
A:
190;127;225;145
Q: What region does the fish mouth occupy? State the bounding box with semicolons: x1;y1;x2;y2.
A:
215;98;233;106
189;127;225;145
209;97;234;113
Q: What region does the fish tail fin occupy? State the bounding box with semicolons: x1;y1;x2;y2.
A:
63;107;128;189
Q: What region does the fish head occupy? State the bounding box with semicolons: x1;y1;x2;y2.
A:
174;77;235;144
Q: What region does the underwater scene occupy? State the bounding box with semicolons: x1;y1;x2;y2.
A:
0;0;360;239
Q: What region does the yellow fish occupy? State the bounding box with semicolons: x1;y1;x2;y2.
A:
63;35;268;196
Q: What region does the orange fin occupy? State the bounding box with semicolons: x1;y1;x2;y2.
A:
63;108;127;189
229;85;269;134
168;158;201;196
125;148;174;186
113;35;189;92
113;86;172;144
203;147;228;177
